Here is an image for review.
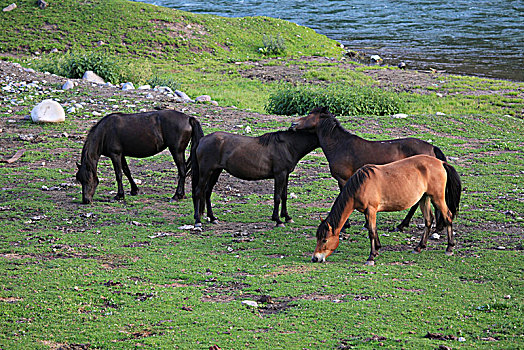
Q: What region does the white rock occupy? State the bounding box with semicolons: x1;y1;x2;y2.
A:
430;233;440;240
175;90;193;103
92;111;102;117
31;99;65;123
67;106;76;113
370;55;382;63
62;80;74;90
392;113;408;119
156;86;174;94
195;95;212;103
210;101;219;106
241;300;258;308
289;193;298;199
82;71;105;84
458;337;466;342
74;103;83;109
245;126;252;133
121;82;135;91
146;93;154;99
3;3;17;12
137;84;151;90
178;224;195;230
24;68;36;73
436;112;446;116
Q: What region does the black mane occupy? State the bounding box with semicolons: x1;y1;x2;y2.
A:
317;165;376;239
258;130;285;146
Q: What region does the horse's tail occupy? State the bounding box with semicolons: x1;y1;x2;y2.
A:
185;117;205;174
433;145;447;162
443;162;462;219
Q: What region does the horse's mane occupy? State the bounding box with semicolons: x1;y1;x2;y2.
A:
317;165;376;239
257;131;285;146
80;113;120;167
317;113;353;139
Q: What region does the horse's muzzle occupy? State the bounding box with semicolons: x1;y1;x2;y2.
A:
311;254;325;263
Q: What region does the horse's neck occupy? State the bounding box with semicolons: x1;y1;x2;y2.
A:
81;135;102;168
318;123;359;160
329;196;355;233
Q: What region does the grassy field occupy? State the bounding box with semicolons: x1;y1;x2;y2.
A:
1;0;523;349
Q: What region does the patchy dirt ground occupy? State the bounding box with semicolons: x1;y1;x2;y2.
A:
1;58;522;256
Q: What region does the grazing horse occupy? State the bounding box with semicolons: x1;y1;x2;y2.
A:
290;106;448;231
192;129;319;228
76;110;204;204
312;155;462;265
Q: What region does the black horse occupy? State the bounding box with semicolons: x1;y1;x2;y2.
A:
290;106;448;231
76;109;204;204
192;129;319;228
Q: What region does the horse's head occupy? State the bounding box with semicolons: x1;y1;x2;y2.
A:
312;219;340;263
289;106;332;132
75;162;99;204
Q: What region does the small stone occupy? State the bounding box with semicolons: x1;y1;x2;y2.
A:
174;90;193;103
241;300;258;308
2;3;16;12
67;106;76;113
398;62;406;69
195;95;212;103
244;126;252;133
74;103;83;109
436;112;446;116
503;294;511;299
121;82;135;91
210;100;219;106
24;68;36;73
156;86;174;94
137;84;151;90
146;93;154;99
458;337;466;342
82;71;105;84
391;113;408;119
37;0;48;9
436;93;444;97
430;233;440;240
92;111;102;117
370;55;382;63
496;246;506;250
62;80;74;90
289;193;298;199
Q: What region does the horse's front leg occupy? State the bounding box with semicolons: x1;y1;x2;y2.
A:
364;209;379;265
121;155;139;196
170;147;187;201
109;154;125;200
279;174;294;223
272;174;286;227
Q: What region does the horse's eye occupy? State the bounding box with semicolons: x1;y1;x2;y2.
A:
322;239;327;244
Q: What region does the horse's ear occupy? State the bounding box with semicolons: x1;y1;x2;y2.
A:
319;214;324;222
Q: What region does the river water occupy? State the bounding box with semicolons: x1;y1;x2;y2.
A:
134;0;524;81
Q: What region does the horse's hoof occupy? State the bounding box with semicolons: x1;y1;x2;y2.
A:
114;195;124;201
445;251;454;256
130;189;139;196
285;219;294;224
364;260;375;266
194;223;202;228
276;223;285;228
170;195;184;202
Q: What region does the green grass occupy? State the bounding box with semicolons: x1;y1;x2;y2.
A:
1;1;523;349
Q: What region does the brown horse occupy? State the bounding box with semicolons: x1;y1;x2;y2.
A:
192;129;319;228
76;110;204;204
312;155;462;265
290;106;448;231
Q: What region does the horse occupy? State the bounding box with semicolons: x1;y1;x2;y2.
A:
290;106;448;232
76;109;204;204
311;155;462;265
191;129;319;228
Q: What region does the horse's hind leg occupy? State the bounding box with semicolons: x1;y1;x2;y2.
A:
432;197;455;255
280;174;294;223
109;154;125;200
272;173;287;227
121;156;138;196
413;195;433;253
170;147;187;201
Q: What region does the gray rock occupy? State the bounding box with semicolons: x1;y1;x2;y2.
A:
398;62;406;69
241;300;258;308
82;71;105;84
37;0;48;9
137;84;151;90
62;80;74;90
195;95;212;103
430;233;440;240
121;82;135;91
370;55;383;63
392;113;408;119
210;100;219;106
156;86;174;94
31;99;65;123
175;90;193;103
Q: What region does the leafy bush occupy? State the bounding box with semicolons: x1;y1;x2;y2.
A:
32;51;150;84
265;84;406;116
259;34;287;56
146;75;180;91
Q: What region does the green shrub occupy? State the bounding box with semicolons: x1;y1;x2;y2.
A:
265;84;406;116
32;51;146;84
259;34;287;56
146;75;180;91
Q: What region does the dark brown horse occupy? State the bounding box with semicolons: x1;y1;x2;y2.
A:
290;106;448;231
76;110;204;204
192;129;319;228
312;155;461;265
